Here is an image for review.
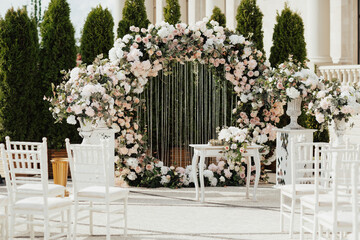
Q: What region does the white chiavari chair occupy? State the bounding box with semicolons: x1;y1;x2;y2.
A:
66;139;129;240
1;139;72;239
5;136;65;199
300;146;357;240
280;141;330;238
318;148;360;240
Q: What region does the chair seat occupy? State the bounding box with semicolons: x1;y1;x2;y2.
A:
77;186;129;199
301;193;350;207
18;183;65;196
280;184;318;195
318;211;359;228
14;197;72;211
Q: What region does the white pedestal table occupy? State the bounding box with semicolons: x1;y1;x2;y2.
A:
190;144;262;202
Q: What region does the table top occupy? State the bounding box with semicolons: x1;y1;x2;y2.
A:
189;144;263;150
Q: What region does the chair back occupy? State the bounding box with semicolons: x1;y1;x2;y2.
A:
291;142;330;187
0;137;49;203
65;139;110;194
331;148;360;230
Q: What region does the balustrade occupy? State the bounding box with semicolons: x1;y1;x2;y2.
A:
318;65;360;85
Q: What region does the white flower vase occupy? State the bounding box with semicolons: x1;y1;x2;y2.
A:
331;118;347;146
78;118;93;144
285;97;304;129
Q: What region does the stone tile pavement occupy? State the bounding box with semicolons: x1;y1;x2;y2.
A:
0;175;308;239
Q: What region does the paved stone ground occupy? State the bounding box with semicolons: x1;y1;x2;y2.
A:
0;174;309;239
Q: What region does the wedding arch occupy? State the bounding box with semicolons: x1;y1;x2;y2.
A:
48;19;285;186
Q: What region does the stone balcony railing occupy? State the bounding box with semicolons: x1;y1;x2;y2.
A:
318;65;360;85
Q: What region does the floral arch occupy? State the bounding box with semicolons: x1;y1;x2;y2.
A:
48;18;285;187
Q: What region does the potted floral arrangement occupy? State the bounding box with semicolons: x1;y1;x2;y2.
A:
307;78;360;145
267;58;320;129
45;55;137;130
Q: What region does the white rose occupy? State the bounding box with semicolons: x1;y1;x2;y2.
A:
66;115;77;125
219;176;225;182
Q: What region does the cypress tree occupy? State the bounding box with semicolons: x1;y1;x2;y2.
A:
269;3;307;67
0;8;40;141
81;5;114;64
210;7;226;27
117;0;150;38
164;0;181;25
236;0;264;52
40;0;80;148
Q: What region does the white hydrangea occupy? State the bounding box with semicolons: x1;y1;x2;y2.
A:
161;166;170;175
286;87;300;99
160;175;170;185
203;170;214;179
229;35;245;45
126;158;139;169
66;115;77;125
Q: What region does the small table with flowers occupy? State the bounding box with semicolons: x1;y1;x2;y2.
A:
190;144;262;202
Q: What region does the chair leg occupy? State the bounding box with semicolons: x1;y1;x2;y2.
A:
66;209;71;240
280;192;284;232
312;212;318;240
89;201;93;235
73;202;78;240
289;198;296;238
300;203;304;240
106;202;111;240
246;157;251;199
5;206;8;240
44;216;50;240
29;214;34;240
61;210;65;234
10;211;15;240
124;198;128;237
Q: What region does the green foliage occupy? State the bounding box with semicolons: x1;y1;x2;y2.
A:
164;0;181;25
299;112;329;143
269;3;307;67
30;0;42;25
117;0;150;38
0;8;41;142
80;5;114;64
40;0;80;148
236;0;264;52
210;6;226;27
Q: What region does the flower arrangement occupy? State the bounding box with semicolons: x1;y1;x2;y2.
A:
307;78;360;129
46;55;140;127
217;126;248;162
267;58;320;102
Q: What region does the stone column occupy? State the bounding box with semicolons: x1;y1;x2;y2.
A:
206;0;215;17
188;0;197;24
306;0;332;66
156;0;164;23
111;0;125;39
226;0;237;30
145;0;155;24
330;0;352;64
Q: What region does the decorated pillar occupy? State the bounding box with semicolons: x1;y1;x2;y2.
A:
156;0;164;23
226;0;237;30
306;0;331;66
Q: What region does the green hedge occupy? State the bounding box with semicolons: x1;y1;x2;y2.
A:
117;0;150;38
269;3;307;67
40;0;80;148
236;0;264;53
210;7;226;27
81;5;114;64
0;8;41;142
164;0;181;25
